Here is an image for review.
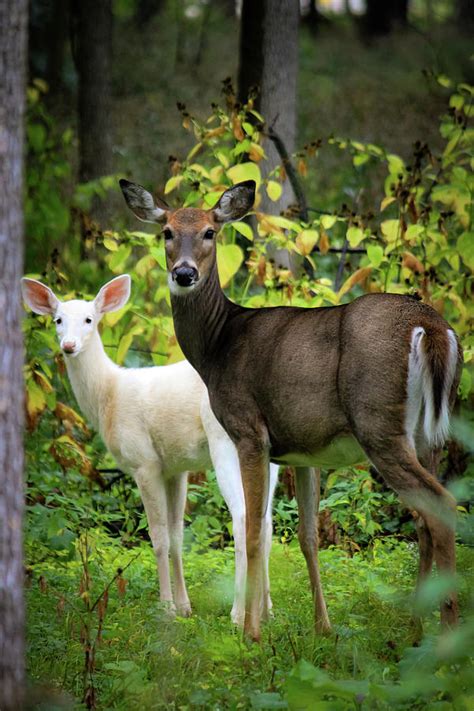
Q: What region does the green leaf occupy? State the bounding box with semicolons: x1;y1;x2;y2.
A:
266;180;282;202
231;221;254;240
459;367;471;399
367;244;384;267
320;215;337;230
381;219;400;243
164;175;183;194
346;226;365;248
457;232;474;271
216;243;244;287
227;162;261;187
353;153;370;167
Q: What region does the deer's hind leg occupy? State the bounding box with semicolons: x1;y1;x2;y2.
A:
294;467;331;634
363;441;458;628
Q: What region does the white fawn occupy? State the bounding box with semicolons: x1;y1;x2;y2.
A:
121;178;462;642
22;274;278;624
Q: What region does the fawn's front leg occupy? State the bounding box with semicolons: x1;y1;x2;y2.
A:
135;462;174;614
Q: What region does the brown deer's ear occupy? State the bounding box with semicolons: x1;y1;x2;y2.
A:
21;278;59;315
119;179;168;223
212;181;256;224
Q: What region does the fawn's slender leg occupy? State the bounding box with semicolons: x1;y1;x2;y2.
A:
134;462;174;612
166;472;191;616
295;467;331;634
238;440;270;642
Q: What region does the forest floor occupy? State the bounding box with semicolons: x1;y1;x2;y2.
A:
26;533;474;709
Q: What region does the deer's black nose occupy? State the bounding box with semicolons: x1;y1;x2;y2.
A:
173;266;198;287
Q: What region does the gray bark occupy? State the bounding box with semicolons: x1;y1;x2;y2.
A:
0;0;28;708
258;0;300;213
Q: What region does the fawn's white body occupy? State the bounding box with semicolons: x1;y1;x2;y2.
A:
22;275;278;623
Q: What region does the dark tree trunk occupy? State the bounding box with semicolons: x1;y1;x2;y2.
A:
74;0;113;186
135;0;164;28
238;0;299;212
0;1;28;709
457;0;474;30
364;0;410;36
237;0;265;105
46;0;69;92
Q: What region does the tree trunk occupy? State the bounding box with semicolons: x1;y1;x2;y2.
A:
364;0;409;36
238;0;299;215
47;0;69;92
75;0;113;189
0;1;28;708
456;0;474;30
237;0;265;105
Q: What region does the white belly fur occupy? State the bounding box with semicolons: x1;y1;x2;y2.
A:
272;435;367;469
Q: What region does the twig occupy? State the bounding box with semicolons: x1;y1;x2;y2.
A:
335;240;349;291
90;551;141;613
266;126;309;222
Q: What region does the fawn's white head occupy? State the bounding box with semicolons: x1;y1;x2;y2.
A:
21;275;131;357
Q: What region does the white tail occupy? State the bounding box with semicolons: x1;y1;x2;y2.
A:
406;327;459;449
22;275;279;624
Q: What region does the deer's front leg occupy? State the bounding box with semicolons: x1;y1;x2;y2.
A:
166;472;192;617
134;463;174;615
237;439;270;642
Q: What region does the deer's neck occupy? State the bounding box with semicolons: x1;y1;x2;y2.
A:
171;263;236;379
64;331;119;430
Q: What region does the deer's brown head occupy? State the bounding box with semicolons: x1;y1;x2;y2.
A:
120;179;255;295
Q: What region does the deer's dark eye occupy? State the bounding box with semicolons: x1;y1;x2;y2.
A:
163;229;173;241
203;229;215;240
85;317;92;324
55;317;62;325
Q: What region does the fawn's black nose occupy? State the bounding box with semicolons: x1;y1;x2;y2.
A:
173;266;198;287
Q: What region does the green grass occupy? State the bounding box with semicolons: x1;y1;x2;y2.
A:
26;532;474;709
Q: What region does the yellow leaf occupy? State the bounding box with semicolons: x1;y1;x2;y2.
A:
296;229;319;256
231;221;253;240
164;175;183;194
227;162;261;187
338;267;372;300
319;230;330;255
266;180;282;202
402;252;424;274
380;196;396;212
216;243;244;287
346;226;365;248
249;143;265;162
381;219;400;243
103;237;119;252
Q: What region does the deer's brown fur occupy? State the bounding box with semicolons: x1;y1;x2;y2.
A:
120;178;462;642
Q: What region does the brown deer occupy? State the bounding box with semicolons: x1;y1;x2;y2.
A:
120;178;462;642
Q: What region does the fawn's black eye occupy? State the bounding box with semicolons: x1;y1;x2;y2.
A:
55;317;62;325
85;317;92;324
163;229;173;241
203;229;215;240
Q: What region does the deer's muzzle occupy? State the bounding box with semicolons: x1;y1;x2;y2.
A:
172;265;198;287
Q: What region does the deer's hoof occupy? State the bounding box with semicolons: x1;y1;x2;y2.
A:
176;602;192;618
231;607;245;627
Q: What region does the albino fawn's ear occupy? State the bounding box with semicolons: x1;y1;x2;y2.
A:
119;179;168;223
21;278;60;315
94;275;131;314
212;180;256;224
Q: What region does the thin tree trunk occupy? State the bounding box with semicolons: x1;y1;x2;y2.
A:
0;0;28;708
75;0;113;186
